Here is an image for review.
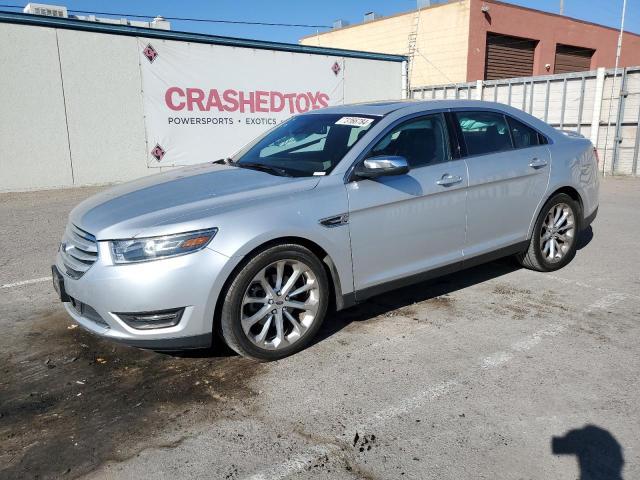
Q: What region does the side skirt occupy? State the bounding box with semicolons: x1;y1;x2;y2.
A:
352;241;529;304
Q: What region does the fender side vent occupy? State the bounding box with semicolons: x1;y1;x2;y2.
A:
320;213;349;228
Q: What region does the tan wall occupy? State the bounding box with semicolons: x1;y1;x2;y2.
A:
300;0;471;88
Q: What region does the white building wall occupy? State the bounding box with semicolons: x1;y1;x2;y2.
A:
342;57;404;103
0;21;404;191
56;29;150;186
0;24;74;190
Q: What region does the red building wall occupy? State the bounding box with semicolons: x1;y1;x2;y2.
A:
467;0;640;81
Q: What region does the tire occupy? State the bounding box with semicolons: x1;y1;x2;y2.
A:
517;193;581;272
219;244;329;361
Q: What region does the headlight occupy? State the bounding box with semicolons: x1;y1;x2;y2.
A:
110;228;218;264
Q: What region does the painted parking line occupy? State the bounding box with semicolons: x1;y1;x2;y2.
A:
240;291;632;480
546;274;640;301
0;276;50;289
246;445;339;480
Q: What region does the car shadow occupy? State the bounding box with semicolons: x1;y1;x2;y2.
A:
168;227;594;358
576;225;593;250
552;424;624;479
313;255;521;346
315;225;594;346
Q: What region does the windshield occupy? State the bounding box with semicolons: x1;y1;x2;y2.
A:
232;114;380;177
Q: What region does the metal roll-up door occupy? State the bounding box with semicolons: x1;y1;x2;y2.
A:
554;44;594;74
484;33;536;80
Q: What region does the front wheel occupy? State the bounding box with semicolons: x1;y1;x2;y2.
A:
219;244;329;361
517;193;581;272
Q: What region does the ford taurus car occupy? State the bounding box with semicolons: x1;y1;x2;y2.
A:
52;100;599;360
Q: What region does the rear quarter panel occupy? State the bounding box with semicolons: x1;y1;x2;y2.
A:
532;135;599;236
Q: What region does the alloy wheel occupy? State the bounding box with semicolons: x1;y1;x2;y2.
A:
240;259;320;350
540;202;575;263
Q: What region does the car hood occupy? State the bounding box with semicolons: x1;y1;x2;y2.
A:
70;163;320;239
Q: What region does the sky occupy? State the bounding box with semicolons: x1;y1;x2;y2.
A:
3;0;638;43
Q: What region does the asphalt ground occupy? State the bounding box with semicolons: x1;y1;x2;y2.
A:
1;177;638;480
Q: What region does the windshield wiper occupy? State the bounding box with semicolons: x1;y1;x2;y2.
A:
238;162;291;177
212;157;235;165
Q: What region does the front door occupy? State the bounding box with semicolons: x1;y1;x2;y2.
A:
347;113;468;294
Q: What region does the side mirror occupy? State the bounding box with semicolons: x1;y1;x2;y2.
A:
354;156;410;179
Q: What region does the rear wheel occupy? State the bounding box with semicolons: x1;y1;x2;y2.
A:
517;193;581;272
220;244;329;361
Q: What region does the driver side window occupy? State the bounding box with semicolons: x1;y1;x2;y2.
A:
368;114;450;168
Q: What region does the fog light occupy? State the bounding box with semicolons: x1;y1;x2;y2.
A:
116;308;185;330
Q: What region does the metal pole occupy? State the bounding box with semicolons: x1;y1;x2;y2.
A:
402;60;409;99
577;76;586;134
560;78;567;129
632;101;640;176
544;80;550;123
528;80;535;114
560;0;564;15
590;68;606;147
602;0;627;175
611;68;628;175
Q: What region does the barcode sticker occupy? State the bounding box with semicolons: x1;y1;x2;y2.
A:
335;116;374;127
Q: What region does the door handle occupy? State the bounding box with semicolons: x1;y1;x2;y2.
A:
529;157;548;169
436;174;463;186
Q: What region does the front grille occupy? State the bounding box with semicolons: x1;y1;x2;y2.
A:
60;224;98;279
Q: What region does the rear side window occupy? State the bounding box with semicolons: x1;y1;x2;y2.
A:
507;116;541;149
455;111;513;156
368;114;450;168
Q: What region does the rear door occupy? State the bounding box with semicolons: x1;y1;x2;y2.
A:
454;110;550;258
347;113;468;294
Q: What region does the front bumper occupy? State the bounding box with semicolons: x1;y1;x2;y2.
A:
55;241;238;350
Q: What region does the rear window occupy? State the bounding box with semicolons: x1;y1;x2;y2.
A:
507;116;541;149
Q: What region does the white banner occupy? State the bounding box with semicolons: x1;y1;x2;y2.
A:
138;38;349;166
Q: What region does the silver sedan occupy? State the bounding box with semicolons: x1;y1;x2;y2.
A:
53;100;599;360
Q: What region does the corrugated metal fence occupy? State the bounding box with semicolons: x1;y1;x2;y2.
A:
411;66;640;175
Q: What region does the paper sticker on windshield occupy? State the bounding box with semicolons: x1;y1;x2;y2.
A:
335;116;374;127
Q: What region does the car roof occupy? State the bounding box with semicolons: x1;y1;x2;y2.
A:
306;99;564;142
308;99;520;116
